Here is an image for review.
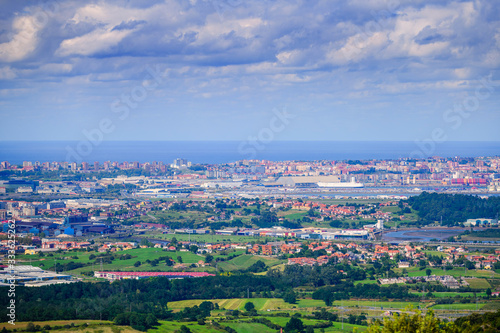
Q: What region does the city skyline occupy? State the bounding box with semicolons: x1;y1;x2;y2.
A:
0;0;499;143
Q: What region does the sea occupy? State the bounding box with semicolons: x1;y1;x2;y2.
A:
0;141;499;164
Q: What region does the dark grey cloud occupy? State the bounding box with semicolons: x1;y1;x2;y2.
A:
111;19;147;31
415;26;443;45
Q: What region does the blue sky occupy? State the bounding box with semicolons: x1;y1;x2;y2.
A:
0;0;499;142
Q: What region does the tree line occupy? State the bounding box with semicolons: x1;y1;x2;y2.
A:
407;192;500;226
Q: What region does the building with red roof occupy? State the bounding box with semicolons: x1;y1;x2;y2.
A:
94;271;215;281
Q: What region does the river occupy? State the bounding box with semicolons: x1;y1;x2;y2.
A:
382;228;466;243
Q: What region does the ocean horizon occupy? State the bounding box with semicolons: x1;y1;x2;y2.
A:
0;140;499;165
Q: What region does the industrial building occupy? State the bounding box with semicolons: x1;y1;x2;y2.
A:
276;175;341;187
0;265;75;287
464;218;498;227
94;271;215;281
321;229;370;240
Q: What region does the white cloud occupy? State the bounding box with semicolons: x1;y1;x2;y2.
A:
1;0;500;141
0;66;16;79
327;31;390;65
454;67;471;79
56;28;135;56
321;0;495;74
0;16;41;62
180;16;265;48
39;63;73;74
55;2;184;57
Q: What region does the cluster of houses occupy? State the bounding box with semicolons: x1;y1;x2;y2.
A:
287;254;349;266
1;195;394;245
465;253;500;269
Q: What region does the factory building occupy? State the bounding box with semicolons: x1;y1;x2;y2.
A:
0;265;75;287
276;176;341;187
95;271;215;281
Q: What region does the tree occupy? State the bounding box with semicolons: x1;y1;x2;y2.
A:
114;313;129;325
425;269;432;277
465;260;475;270
244;302;255;312
205;254;214;263
26;323;36;332
199;301;215;317
283;290;297;304
246;260;267;273
145;314;158;328
134;261;141;267
177;256;183;263
285;317;304;333
189;245;199;254
486;288;492;298
179;325;191;333
367;308;458;333
455;309;500;331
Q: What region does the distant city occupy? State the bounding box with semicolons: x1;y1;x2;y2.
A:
2;156;499;198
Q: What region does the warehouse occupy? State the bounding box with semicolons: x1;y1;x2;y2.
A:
0;265;74;286
94;271;215;281
276;176;341;187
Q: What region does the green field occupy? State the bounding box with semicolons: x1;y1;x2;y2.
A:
400;266;500;280
14;248;286;278
431;303;486;310
412;292;487;298
151;321;221;333
166;298;427;313
332;300;422;310
168;298;269;311
143;232;280;243
223;322;276;333
168;298;326;311
325;321;367;332
217;254;284;272
15;247;209;276
381;206;401;213
151;316;366;333
264;316;329;326
277;210;308;220
482;302;500;310
0;321;143;333
0;320;114;330
354;279;379;285
465;278;492;289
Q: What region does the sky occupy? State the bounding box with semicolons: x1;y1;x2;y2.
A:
0;0;499;142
